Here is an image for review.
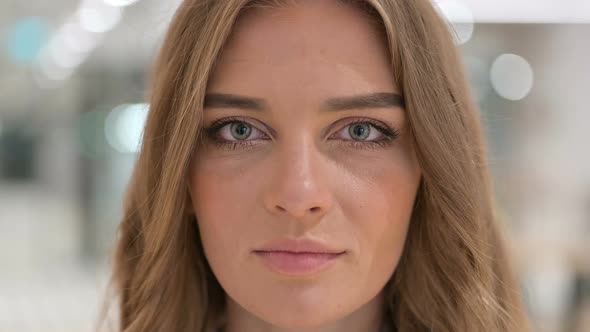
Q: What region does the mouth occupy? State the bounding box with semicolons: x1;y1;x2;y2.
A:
252;250;345;276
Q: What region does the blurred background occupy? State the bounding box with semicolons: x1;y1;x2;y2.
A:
0;0;588;331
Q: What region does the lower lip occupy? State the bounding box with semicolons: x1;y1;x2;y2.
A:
253;251;345;276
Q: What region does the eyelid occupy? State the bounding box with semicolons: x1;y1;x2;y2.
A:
205;116;399;143
205;116;271;141
329;117;399;140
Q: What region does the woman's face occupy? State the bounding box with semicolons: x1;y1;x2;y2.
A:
190;0;421;329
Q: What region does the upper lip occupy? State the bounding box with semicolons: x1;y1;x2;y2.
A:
254;238;346;254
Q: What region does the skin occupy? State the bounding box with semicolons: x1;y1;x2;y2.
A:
189;1;422;331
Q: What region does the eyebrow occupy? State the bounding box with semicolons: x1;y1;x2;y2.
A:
203;92;405;112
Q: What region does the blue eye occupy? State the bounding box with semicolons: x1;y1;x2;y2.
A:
217;121;264;141
203;116;399;151
203;117;267;151
332;119;399;149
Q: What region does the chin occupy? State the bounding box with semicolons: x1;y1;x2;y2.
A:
261;311;336;329
253;300;344;329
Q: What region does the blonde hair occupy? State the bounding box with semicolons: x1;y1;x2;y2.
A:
104;0;530;331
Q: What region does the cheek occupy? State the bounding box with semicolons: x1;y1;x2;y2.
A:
342;150;420;280
189;159;260;264
366;162;417;240
190;152;260;223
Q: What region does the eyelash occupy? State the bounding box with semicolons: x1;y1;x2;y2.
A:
203;116;400;152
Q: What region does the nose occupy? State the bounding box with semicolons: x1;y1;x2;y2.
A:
263;136;334;226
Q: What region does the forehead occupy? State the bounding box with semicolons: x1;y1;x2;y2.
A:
206;0;396;95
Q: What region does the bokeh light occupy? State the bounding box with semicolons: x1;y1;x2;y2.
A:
32;17;103;87
36;54;75;82
48;33;90;69
104;103;149;154
433;0;475;45
59;21;102;55
5;17;49;64
78;1;123;33
490;53;534;101
103;0;141;7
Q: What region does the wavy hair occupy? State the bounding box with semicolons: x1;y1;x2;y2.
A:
102;0;530;331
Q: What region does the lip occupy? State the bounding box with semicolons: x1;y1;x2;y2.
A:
254;237;345;254
252;238;346;276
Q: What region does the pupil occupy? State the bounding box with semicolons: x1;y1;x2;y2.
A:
350;124;370;140
232;123;250;139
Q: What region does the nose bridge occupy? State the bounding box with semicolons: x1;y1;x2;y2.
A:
263;132;333;221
